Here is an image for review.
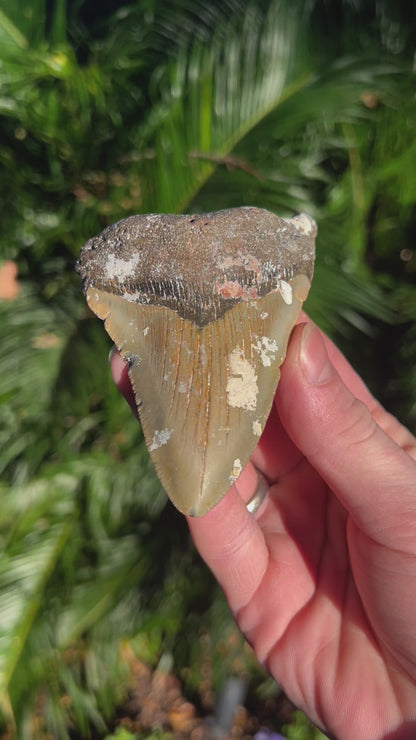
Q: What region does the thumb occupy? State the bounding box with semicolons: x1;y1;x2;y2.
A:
277;323;416;547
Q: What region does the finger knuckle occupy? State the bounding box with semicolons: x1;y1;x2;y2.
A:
338;396;379;449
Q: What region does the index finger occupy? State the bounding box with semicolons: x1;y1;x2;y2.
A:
186;475;269;613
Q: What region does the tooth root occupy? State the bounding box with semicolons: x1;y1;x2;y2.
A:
78;208;316;516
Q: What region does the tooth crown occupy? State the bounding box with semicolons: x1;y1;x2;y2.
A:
77;207;316;516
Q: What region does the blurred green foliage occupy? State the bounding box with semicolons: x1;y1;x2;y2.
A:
283;710;327;739
0;0;415;736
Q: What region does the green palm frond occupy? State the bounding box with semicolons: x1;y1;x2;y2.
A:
137;2;314;213
136;1;403;216
0;284;74;481
0;516;72;728
305;264;395;337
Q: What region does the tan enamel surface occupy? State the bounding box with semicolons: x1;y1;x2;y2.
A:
87;274;310;516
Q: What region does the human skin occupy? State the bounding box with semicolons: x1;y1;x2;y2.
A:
111;314;416;740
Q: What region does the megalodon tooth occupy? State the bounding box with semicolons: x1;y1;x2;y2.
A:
76;207;316;516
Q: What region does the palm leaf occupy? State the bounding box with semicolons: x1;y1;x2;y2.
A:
0;285;73;481
138;2;306;213
0;519;72;728
137;1;402;216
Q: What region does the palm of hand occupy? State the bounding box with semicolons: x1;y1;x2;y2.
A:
243;441;416;739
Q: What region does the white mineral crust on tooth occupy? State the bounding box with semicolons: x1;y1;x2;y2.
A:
105;253;141;281
226;348;258;411
148;428;173;451
229;458;243;482
252;419;262;436
279;279;293;305
287;213;316;235
252;336;278;367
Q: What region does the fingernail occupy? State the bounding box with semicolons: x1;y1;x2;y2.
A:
300;324;333;384
108;345;117;363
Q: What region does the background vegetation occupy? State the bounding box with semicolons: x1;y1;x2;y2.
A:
0;0;415;737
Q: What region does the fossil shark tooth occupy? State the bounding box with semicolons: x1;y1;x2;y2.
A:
76;207;316;516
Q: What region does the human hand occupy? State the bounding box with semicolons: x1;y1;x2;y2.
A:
111;315;416;740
